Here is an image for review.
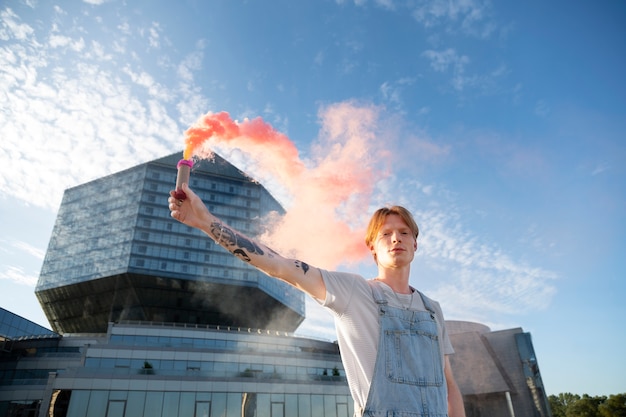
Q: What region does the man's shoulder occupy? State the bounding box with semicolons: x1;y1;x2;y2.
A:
318;269;375;310
319;268;366;283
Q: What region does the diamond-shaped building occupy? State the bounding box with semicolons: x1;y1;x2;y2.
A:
35;152;304;334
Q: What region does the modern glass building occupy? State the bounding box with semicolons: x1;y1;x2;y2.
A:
2;152;351;417
0;152;551;417
0;319;351;417
0;308;56;340
35;152;304;335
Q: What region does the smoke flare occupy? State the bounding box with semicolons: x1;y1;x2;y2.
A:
183;103;390;269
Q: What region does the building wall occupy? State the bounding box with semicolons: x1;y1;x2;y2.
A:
447;321;552;417
0;322;353;417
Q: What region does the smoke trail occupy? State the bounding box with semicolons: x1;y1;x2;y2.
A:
183;101;392;269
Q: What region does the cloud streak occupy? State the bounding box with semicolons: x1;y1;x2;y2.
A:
0;265;38;286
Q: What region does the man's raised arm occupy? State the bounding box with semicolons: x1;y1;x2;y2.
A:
168;183;326;301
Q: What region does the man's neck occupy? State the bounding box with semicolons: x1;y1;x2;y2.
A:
376;266;412;294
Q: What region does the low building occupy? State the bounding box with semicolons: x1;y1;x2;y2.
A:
447;321;552;417
0;315;350;417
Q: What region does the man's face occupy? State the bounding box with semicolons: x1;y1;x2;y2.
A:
370;214;417;268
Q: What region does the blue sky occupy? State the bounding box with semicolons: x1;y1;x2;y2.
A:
1;0;624;397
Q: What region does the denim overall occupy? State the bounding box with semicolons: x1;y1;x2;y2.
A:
361;281;448;417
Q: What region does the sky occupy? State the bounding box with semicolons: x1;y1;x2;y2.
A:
1;0;624;398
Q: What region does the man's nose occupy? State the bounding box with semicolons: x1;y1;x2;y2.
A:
391;231;401;242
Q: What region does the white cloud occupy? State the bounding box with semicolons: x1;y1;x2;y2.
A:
117;21;131;35
48;34;85;51
415;204;558;320
0;238;45;260
0;8;35;41
0;8;193;210
0;265;38;287
423;48;469;73
591;162;610;176
82;0;109;5
13;241;45;260
422;48;507;93
411;0;496;38
365;170;559;324
148;22;161;49
177;50;204;82
123;65;173;101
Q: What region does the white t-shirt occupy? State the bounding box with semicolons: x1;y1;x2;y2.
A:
316;269;454;411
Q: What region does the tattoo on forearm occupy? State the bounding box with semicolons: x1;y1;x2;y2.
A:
233;249;251;262
210;221;224;243
294;260;310;275
235;234;265;256
210;221;265;263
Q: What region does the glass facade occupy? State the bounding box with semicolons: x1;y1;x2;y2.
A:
0;308;55;340
0;322;352;417
57;391;351;417
35;153;304;334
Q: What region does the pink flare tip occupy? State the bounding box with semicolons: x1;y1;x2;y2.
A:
177;159;194;169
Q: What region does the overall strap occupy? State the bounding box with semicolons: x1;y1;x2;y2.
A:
366;280;388;310
415;290;437;320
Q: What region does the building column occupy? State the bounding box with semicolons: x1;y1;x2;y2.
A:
505;391;516;417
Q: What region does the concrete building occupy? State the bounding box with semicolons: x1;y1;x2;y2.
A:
447;321;552;417
0;153;551;417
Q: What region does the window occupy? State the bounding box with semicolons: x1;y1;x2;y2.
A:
195;401;211;417
106;400;126;417
272;402;285;417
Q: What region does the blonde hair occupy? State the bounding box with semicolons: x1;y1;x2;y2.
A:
364;206;419;250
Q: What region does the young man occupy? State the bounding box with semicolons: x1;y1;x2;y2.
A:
169;183;466;417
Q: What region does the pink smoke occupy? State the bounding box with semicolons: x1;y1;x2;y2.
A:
184;101;391;269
